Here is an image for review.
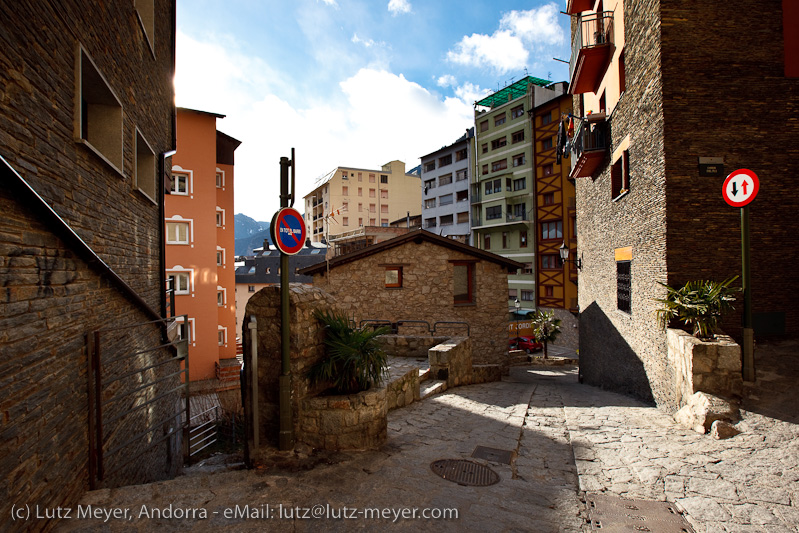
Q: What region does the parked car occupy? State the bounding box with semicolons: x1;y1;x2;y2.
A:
509;336;543;353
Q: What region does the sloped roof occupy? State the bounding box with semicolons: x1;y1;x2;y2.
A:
299;229;523;276
475;76;551;108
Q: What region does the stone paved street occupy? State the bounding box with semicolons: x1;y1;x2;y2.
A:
54;364;798;533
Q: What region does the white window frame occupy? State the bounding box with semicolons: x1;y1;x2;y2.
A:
174;316;196;345
171;165;194;196
167;266;194;295
165;216;193;245
217;326;227;347
217;286;226;307
216;246;225;267
215;168;225;189
216;207;225;228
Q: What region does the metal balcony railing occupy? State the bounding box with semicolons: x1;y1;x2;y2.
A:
506;212;528;223
569;11;614;85
571;119;607;161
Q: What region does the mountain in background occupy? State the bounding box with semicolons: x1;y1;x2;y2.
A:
234;213;271;256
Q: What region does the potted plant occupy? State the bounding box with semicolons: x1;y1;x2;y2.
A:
307;310;389;395
654;277;740;339
530;310;562;359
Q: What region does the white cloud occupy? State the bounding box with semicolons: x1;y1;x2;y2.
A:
436;74;457;88
388;0;412;16
352;33;384;48
454;82;491;105
319;0;338;6
446;3;565;73
175;32;473;221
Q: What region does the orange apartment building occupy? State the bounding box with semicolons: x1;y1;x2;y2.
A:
166;108;241;385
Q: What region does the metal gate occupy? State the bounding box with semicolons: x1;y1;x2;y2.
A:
87;315;189;489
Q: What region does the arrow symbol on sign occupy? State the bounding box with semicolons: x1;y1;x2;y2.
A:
731;181;738;196
741;180;749;195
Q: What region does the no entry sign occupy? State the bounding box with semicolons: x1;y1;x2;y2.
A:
722;169;759;207
271;207;306;255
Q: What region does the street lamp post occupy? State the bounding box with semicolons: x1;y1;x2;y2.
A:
514;298;521;346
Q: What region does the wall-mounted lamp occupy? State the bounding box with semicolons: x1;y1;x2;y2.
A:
559;241;582;270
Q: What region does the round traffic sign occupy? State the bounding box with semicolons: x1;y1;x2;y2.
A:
271;207;306;255
722;169;759;207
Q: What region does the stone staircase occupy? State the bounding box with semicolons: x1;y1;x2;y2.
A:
418;367;447;399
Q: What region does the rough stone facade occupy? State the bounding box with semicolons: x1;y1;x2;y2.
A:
298;388;388;451
429;337;473;387
374;335;448;358
576;0;799;410
540;307;580;351
667;329;743;407
0;1;177;529
305;232;518;369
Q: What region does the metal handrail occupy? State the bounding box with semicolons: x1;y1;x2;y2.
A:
570;11;614;83
432;321;470;336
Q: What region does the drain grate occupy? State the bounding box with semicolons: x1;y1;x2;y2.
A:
430;459;500;486
471;446;514;465
585;493;695;532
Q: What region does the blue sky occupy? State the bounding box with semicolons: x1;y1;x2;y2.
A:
175;0;571;221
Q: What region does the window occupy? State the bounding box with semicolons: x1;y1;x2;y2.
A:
480;120;488;132
484;234;491;249
482;143;488;154
491;137;507;150
542;254;560;269
369;189;376;198
456;169;468;181
506;178;512;192
358;187;363;196
481;164;489;176
216;249;225;266
619;49;626;93
343;217;349;226
502;232;508;248
217;290;225;306
134;0;155;52
492;159;508;172
543;164;553;176
512;203;526;220
612;149;631;199
358;202;363;212
385;266;402;288
457;211;469;224
342;201;349;211
508;289;518;299
175;317;193;343
424;179;436;190
381;190;388;199
424;198;436;209
439;194;453;206
521;290;534;301
494;114;506;126
617;260;632;314
513;154;526;167
541;111;552;125
455;149;467;162
380;205;388;213
523;263;534;275
169;272;190;294
541;220;563;240
511;130;525;144
542;137;553;150
358;173;363;181
440;214;453;226
77;46;123;172
424;161;436;172
545;286;554;297
511;105;524;119
216;171;224;188
135;129;156;202
359;218;363;226
369;174;376;183
453;262;474;304
520;231;528;248
513;177;526;191
424;217;436;229
439;155;452;167
380;175;388;184
543;192;555;205
439;174;453;186
218;328;226;346
456;190;468;202
486;206;502;220
216;211;223;227
171;172;189;195
342;185;348;195
381;219;388;226
370;204;376;213
369;218;376;225
166;221;190;244
342;171;349;179
248;285;255;293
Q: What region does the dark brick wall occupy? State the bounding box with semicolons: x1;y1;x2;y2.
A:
0;1;177;530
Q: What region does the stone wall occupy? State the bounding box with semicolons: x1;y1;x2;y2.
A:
312;239;510;368
375;334;449;359
298;388;387;451
667;329;743;407
429;337;472;387
385;368;420;411
540;307;579;351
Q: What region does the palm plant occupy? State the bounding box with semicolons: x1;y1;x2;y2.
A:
654;277;740;339
307;310;389;395
530;310;562;359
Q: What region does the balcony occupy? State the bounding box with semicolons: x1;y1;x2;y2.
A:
569;118;607;179
506;212;529;223
569;11;614;95
565;0;594;14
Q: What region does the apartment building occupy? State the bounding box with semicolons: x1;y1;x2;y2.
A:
304;160;421;246
569;0;799;408
471;76;570;312
0;0;180;519
167;108;240;385
420;129;475;244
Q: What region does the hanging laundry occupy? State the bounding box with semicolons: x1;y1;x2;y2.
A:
556;119;567;165
567;117;574;138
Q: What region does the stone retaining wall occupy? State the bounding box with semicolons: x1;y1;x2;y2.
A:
429;337;472;387
667;328;743;406
298;388;387;451
386;368;420;411
375;335;448;359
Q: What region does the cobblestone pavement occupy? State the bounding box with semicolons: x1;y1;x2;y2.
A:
53;364;798;533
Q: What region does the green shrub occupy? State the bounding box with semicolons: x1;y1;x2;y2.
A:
654;277;740;339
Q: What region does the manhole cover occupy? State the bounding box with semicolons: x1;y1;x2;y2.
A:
471;446;514;465
585;493;695;532
430;459;500;486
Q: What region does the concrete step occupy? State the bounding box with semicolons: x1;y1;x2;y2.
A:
420;379;446;400
418;367;431;383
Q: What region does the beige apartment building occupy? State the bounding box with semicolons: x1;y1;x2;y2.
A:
303;160;421;245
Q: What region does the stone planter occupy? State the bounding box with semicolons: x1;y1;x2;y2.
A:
667;328;743;407
298;386;387;451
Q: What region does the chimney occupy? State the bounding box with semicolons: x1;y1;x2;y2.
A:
305;238;312;247
263;238;270;250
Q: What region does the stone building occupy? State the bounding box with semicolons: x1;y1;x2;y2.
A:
0;0;181;525
420;128;474;244
568;0;799;408
299;229;522;369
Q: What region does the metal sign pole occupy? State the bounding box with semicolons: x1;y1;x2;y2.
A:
741;205;755;382
278;152;295;450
